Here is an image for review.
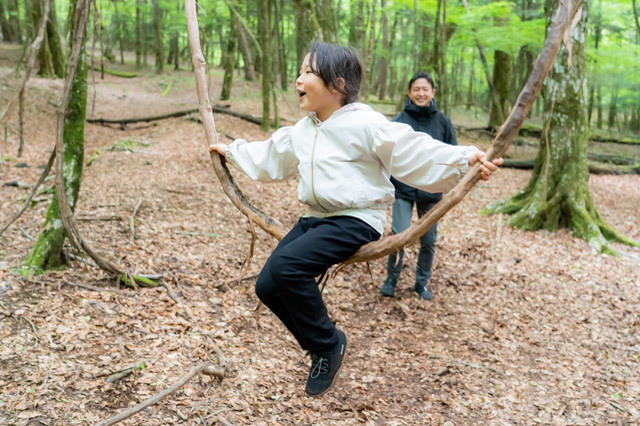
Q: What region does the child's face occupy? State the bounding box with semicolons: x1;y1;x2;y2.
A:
408;78;435;106
296;53;343;121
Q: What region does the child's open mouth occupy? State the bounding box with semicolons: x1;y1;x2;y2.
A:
297;90;306;101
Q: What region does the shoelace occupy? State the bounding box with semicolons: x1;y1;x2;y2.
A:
310;354;329;378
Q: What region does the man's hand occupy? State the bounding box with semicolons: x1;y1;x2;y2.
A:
208;143;228;158
469;152;503;181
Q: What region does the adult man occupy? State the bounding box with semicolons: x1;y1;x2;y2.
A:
381;72;457;300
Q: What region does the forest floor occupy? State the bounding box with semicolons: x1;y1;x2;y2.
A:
1;45;640;425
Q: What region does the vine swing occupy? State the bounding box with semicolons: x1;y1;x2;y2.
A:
184;0;584;267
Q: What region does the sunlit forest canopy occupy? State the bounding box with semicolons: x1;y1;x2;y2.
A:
1;0;638;133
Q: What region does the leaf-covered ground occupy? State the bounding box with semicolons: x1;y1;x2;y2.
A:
1;54;639;424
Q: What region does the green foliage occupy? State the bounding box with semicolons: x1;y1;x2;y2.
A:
449;1;545;54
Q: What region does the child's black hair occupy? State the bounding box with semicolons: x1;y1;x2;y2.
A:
408;72;435;91
308;42;363;105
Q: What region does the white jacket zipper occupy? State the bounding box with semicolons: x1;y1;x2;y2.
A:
310;123;327;211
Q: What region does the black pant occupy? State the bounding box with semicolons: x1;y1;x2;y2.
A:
255;216;380;353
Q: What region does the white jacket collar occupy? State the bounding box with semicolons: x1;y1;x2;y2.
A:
308;102;373;125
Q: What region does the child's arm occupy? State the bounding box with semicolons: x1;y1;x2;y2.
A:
373;121;501;192
209;127;298;182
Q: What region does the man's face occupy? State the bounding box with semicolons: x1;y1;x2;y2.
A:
408;78;435;106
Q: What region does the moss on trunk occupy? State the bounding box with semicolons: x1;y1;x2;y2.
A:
482;0;637;253
22;7;87;276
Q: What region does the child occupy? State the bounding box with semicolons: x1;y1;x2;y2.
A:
209;42;502;397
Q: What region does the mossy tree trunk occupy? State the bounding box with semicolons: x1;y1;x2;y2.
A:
22;0;87;275
220;10;238;101
482;0;636;253
46;0;65;77
292;0;321;68
488;49;512;130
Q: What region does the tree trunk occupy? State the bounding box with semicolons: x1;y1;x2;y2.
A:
31;0;55;76
47;0;66;78
275;0;287;89
608;86;618;129
0;2;15;42
292;0;321;68
152;0;163;73
482;0;634;253
376;0;388;100
258;0;271;130
237;24;256;80
136;0;143;67
439;0;447;114
221;10;238;101
361;0;377;98
348;0;365;53
315;0;338;43
489;50;512;129
467;48;475;109
22;0;88;275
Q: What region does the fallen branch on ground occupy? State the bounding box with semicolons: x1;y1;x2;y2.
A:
96;363;225;426
501;159;640;175
86;105;293;129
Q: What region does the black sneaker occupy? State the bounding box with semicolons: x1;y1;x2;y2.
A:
305;329;347;397
413;285;433;300
380;280;396;297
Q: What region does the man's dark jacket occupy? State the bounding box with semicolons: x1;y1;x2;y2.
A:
391;98;458;203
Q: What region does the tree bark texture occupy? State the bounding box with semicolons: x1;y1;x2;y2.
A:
292;0;321;68
489;50;512;130
258;0;271;130
315;0;338;43
152;0;164;73
482;0;636;253
376;0;388;100
22;0;88;275
136;0;143;67
221;10;238;101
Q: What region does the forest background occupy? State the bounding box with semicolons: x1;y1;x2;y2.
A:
0;0;639;424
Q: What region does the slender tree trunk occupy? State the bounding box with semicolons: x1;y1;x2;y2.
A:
439;0;447;114
32;0;54;76
608;86;617;129
348;0;365;52
377;0;388;100
23;0;88;275
152;0;163;73
483;0;632;253
136;0;143;67
315;0;338;43
489;50;512;130
258;0;271;130
292;0;321;68
237;24;256;80
0;3;15;42
276;0;287;89
361;0;377;98
596;84;602;129
221;11;238;101
467;48;475;109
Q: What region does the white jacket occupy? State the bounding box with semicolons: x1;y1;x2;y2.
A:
226;103;480;234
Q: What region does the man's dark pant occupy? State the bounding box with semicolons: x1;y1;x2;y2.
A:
255;216;379;354
384;198;438;288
